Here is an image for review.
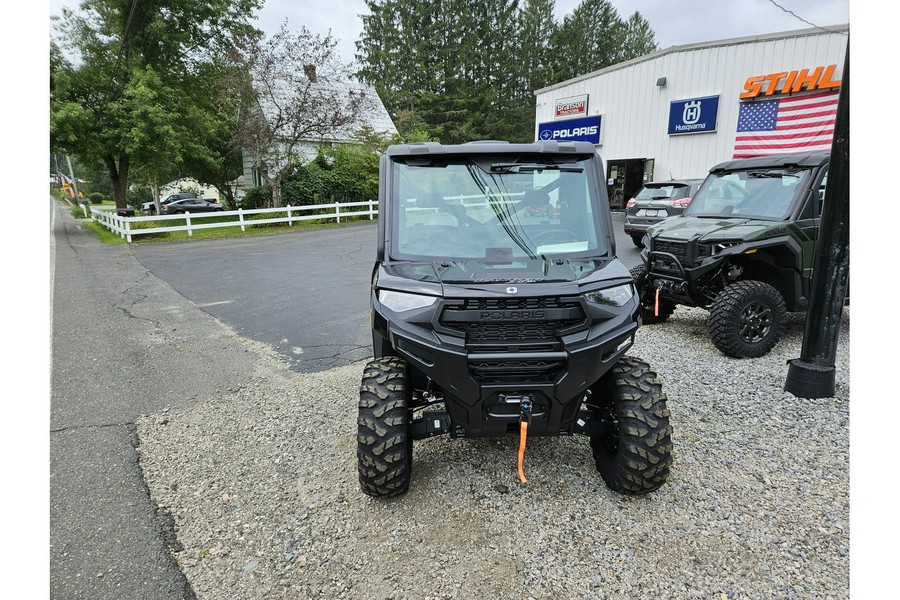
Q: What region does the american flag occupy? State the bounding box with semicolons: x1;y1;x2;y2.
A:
732;91;839;159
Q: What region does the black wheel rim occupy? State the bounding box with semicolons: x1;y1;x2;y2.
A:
738;300;774;343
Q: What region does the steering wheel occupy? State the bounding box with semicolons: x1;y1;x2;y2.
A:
531;228;581;245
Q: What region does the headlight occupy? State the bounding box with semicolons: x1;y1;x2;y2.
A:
585;284;634;307
698;241;742;258
378;290;438;312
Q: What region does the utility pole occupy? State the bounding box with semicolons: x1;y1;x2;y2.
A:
54;153;63;187
66;155;81;203
784;44;850;398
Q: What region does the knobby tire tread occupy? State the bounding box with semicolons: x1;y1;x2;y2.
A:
708;280;786;358
357;356;412;497
590;356;673;495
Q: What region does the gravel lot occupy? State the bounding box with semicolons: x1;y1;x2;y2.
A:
137;306;849;600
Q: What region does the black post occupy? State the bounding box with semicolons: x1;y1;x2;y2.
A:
784;44;850;398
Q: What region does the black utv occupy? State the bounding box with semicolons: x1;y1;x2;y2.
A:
357;140;672;498
632;151;832;359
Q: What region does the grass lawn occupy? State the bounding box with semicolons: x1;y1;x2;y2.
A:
83;220;127;244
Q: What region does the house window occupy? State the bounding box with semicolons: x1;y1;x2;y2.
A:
252;168;264;187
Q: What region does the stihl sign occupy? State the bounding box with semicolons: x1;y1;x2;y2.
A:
740;64;842;99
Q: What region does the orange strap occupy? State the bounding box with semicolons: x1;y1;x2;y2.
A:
654;288;660;317
517;420;528;484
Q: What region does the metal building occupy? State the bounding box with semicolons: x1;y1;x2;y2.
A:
534;25;849;209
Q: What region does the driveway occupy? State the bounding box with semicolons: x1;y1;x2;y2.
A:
130;213;641;373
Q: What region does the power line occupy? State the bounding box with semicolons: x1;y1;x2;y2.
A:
765;0;820;28
112;0;141;79
764;0;844;34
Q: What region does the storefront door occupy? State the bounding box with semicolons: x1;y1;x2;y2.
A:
606;158;654;210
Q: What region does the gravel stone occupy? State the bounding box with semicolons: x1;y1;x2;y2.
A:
137;306;849;599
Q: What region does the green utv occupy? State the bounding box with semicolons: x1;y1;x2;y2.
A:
358;141;672;498
632;151;832;359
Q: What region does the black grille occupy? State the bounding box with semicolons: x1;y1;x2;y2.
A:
439;297;585;344
453;297;573;311
455;321;561;342
653;240;688;264
469;359;564;384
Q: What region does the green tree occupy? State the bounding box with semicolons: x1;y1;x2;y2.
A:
506;0;559;141
177;61;246;209
620;11;659;59
50;0;261;209
357;0;657;144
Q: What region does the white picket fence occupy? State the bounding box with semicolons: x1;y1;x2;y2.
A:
90;200;378;243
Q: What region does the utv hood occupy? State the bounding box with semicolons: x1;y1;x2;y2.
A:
376;258;631;296
649;216;789;243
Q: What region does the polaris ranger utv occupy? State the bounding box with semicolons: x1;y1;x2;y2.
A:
632;151;831;359
357;141;672;498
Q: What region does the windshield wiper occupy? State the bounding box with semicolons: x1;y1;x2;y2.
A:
466;165;536;259
489;163;583;174
747;170;792;178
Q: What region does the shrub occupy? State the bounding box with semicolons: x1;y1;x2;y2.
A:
281;165;329;206
70;204;89;219
241;185;272;210
88;192;105;204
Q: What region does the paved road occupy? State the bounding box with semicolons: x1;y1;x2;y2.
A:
130;213;642;373
50;199;257;599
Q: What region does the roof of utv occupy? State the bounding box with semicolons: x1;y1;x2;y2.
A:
710;151;829;173
385;140;599;158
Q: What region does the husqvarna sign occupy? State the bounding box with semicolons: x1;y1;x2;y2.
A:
668;95;719;135
538;115;602;144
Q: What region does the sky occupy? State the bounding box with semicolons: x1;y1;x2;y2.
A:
48;0;850;66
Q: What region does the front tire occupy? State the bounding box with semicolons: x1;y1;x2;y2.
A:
357;356;413;497
708;280;786;358
630;264;675;324
588;356;673;495
631;235;644;248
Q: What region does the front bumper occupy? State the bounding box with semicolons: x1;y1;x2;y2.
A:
372;292;639;438
642;241;726;306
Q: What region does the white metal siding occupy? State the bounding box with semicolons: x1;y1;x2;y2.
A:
535;26;849;181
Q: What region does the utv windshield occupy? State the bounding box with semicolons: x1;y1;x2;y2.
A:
390;157;607;261
685;167;812;220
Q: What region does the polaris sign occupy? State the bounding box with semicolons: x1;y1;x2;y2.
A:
668;95;719;135
537;115;602;144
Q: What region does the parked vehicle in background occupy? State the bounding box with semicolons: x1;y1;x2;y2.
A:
161;198;225;214
632;152;832;359
623;179;703;247
141;193;195;215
